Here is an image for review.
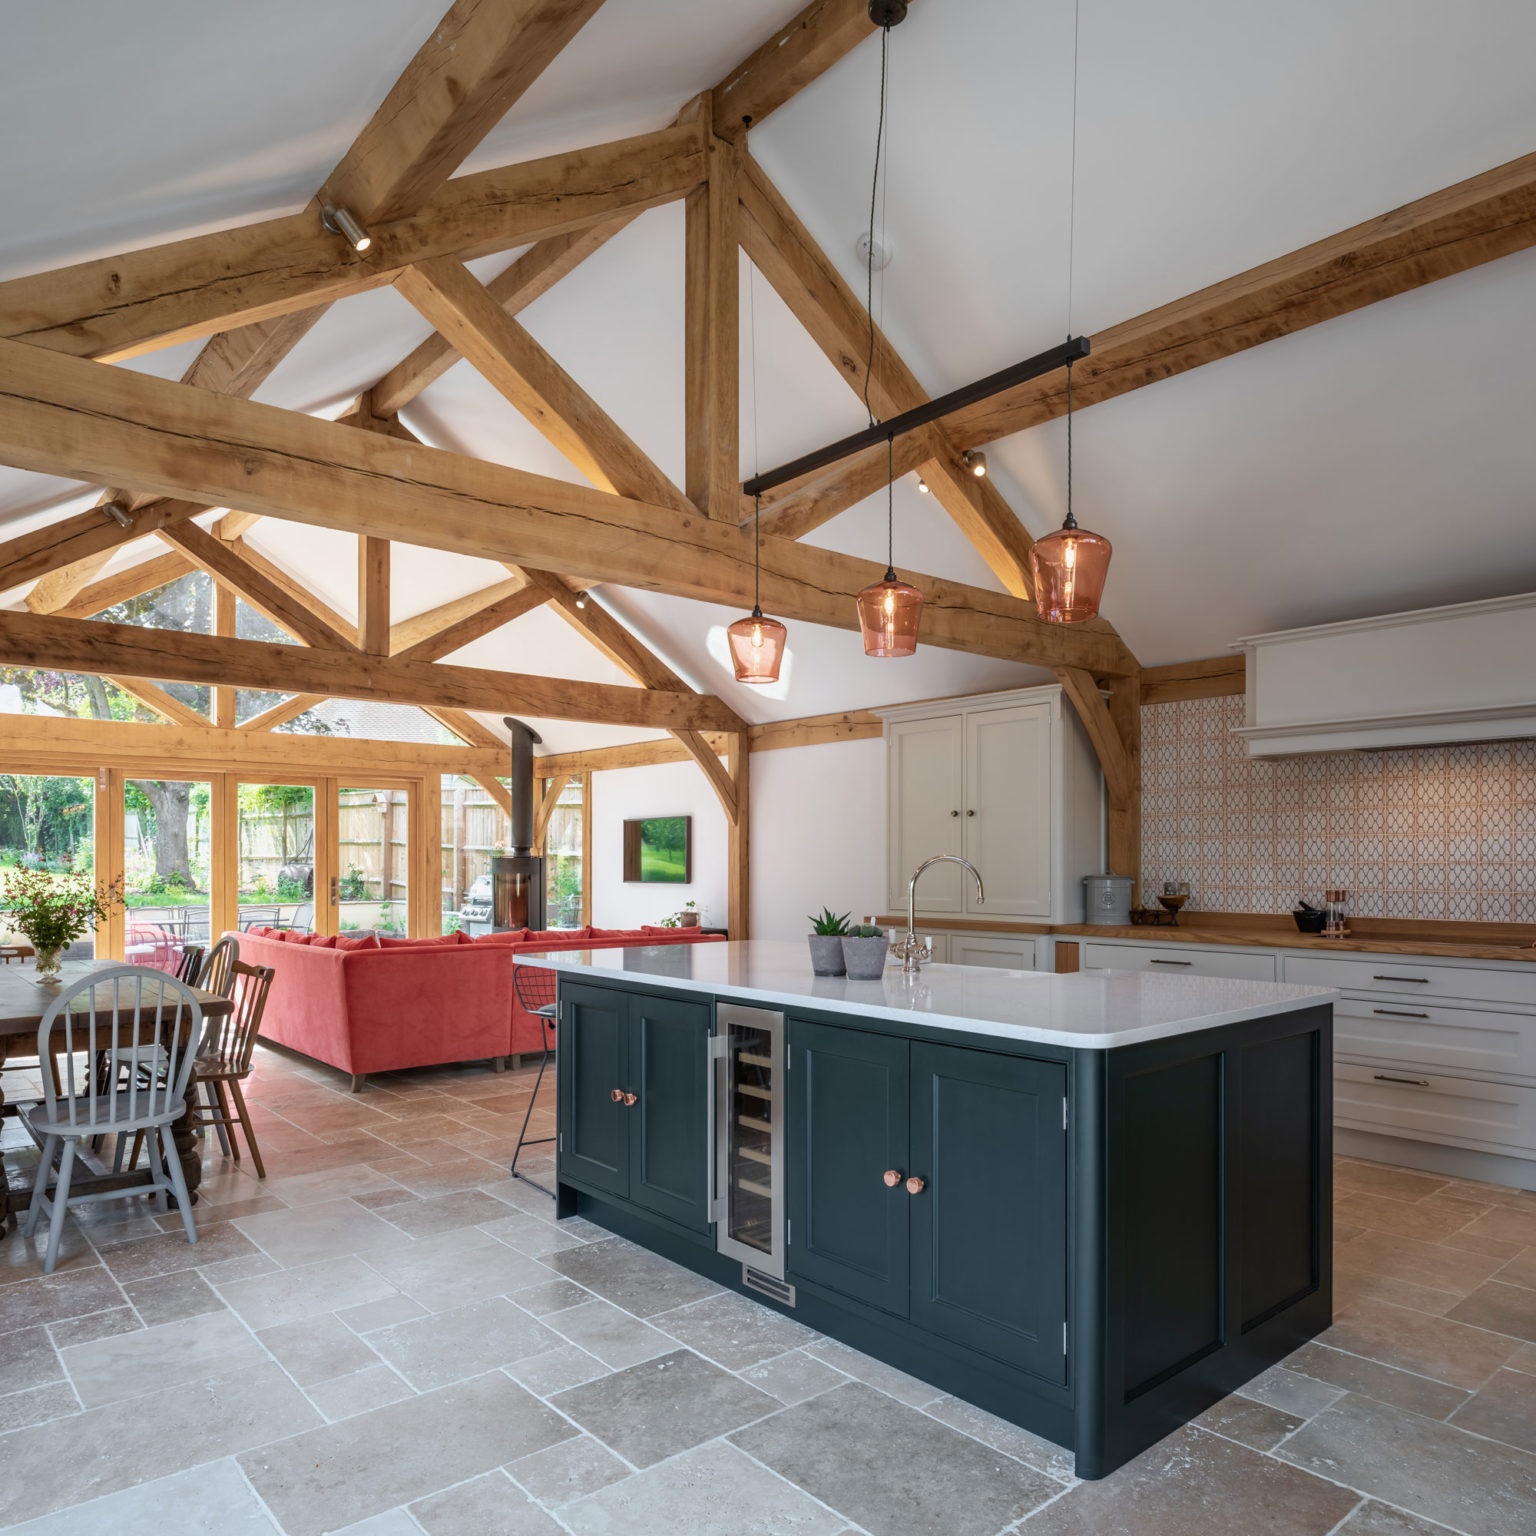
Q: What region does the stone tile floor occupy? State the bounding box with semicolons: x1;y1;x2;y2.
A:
0;1044;1533;1535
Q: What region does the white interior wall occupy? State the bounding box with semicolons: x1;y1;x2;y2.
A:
587;739;888;939
749;738;887;941
589;759;728;930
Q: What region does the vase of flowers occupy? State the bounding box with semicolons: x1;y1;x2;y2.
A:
0;867;125;984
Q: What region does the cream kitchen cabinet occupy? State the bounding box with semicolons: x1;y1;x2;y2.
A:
879;686;1105;923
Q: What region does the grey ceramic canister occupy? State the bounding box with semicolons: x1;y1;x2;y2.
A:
841;933;890;980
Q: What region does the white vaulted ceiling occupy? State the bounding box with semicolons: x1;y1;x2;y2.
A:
5;0;1536;750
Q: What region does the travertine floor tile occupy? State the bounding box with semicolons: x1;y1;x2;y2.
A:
0;1361;317;1526
562;1441;847;1535
546;1237;722;1318
1445;1278;1536;1343
1447;1365;1536;1453
219;1253;398;1331
362;1225;550;1312
651;1289;815;1368
508;1432;631;1506
0;1378;79;1432
555;1348;777;1467
1017;1424;1360;1535
411;1468;564;1535
240;1369;575;1536
367;1295;556;1390
740;1346;849;1407
1195;1392;1303;1451
1282;1341;1470;1419
542;1296;678;1369
0;1457;281;1535
733;1381;1064;1536
0;1323;63;1392
121;1266;225;1325
96;1219;259;1282
305;1361;416;1421
1323;1298;1521;1388
0;1265;125;1332
1279;1392;1536;1536
258;1311;381;1385
233;1196;402;1266
62;1307;267;1408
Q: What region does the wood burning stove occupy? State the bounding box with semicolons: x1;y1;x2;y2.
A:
492;718;546;932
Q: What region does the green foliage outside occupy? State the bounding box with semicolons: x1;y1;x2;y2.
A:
339;865;370;901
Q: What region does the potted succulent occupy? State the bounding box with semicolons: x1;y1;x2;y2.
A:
0;867;125;984
807;908;850;974
841;922;890;980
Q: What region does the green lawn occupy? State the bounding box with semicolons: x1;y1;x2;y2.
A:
640;843;687;882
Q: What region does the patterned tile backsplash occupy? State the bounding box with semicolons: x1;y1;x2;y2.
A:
1140;694;1536;921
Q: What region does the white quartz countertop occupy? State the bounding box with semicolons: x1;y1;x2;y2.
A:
516;940;1337;1049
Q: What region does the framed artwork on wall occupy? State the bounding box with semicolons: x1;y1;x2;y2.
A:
622;815;691;883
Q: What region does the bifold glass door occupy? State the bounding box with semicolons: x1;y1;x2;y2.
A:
715;1003;785;1278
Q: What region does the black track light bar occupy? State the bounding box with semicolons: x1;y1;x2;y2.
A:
743;335;1090;497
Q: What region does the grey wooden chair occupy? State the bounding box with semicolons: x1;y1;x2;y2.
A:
23;966;202;1273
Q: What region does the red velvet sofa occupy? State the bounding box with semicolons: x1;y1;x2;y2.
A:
236;926;723;1087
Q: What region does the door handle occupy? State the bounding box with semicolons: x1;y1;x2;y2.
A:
966;809;975;817
610;1088;624;1103
883;1169;903;1186
622;1092;637;1107
1373;975;1430;985
1149;958;1192;967
950;810;959;818
1373;1073;1430;1087
1372;1008;1429;1020
905;1175;926;1194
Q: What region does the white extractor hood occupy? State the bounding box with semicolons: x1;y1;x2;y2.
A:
1234;592;1536;755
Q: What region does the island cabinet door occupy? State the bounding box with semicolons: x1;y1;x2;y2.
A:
787;1021;910;1316
908;1043;1069;1385
558;982;629;1198
627;994;713;1233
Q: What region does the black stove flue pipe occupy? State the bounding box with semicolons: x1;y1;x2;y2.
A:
503;717;543;856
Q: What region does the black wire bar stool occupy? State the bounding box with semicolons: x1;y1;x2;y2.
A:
510;961;559;1198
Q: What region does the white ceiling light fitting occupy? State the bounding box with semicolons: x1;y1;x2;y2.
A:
321;204;372;253
916;475;929;493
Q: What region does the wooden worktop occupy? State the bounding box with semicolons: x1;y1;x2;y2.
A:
879;913;1536;964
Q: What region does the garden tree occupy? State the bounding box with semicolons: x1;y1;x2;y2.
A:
0;774;92;863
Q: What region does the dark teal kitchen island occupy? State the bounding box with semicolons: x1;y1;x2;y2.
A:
519;940;1337;1479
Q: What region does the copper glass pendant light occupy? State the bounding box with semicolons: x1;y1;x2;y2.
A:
1030;359;1111;623
727;495;787;683
856;438;923;656
850;9;921;657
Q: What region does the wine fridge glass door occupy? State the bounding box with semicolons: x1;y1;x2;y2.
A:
714;1002;785;1279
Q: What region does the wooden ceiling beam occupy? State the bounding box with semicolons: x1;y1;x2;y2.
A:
0;498;207;604
0;125;704;363
102;676;211;730
0;609;744;731
395;255;695;512
940;150;1536;450
425;706;505;751
371;216;636;417
157;522;358;649
684;104;740;519
320;0;609;225
0;709;502;774
738;154;1041;599
0;337;1134;675
358;536;390;655
711;0;901;142
54;550;197;619
389;576;547;663
237;693;328;732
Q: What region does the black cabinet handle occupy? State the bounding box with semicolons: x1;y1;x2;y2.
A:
950;810;960;818
966;809;976;817
1149;958;1192;967
1373;1073;1430;1087
1373;975;1430;984
1373;1008;1429;1020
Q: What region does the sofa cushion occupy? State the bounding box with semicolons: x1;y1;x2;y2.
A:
307;934;339;948
334;933;381;951
379;935;460;949
469;929;531;946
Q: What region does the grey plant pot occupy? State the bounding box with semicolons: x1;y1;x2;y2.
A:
807;934;846;976
841;934;890;980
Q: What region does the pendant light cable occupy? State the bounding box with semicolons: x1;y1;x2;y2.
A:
749;262;764;617
1067;0;1080;339
1065;359;1076;530
863;21;891;428
886;432;896;578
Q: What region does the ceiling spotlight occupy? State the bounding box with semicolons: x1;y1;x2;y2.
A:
963;450;987;479
100;500;132;529
574;590;589;609
916;476;929;494
321;204;372;253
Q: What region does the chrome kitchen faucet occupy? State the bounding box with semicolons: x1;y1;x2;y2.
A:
893;855;985;973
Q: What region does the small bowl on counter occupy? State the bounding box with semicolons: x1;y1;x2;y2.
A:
1292;907;1327;934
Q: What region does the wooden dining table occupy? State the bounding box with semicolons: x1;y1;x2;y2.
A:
0;960;233;1235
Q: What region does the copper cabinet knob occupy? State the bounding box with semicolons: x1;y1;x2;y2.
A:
622;1092;638;1107
610;1088;624;1102
883;1169;902;1187
905;1175;926;1194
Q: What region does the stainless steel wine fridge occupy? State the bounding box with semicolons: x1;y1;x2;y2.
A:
711;1002;788;1294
